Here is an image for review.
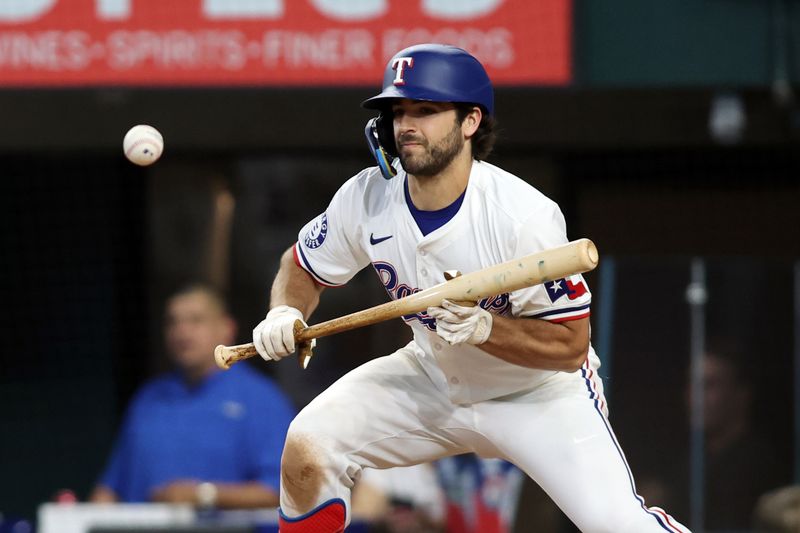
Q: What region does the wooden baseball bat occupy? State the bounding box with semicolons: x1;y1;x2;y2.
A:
215;238;598;370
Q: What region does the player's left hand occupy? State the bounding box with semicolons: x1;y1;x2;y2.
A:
426;299;493;346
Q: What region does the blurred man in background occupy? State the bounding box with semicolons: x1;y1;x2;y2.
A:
90;284;295;508
643;341;789;530
695;345;786;530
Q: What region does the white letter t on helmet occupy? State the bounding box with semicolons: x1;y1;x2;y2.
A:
392;57;414;85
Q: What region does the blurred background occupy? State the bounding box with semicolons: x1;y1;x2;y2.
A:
1;1;799;532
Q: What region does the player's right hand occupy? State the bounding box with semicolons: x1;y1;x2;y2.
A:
252;305;307;361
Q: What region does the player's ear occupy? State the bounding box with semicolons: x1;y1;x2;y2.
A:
462;106;482;139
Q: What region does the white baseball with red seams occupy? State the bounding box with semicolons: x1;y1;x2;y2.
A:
123;124;163;166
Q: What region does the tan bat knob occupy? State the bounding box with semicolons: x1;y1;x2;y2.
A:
214;344;231;369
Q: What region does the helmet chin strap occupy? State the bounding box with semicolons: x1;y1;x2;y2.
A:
364;116;399;180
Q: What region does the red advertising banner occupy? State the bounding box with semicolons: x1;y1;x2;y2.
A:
0;0;571;87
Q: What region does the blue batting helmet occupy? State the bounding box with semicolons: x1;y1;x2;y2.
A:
362;43;494;115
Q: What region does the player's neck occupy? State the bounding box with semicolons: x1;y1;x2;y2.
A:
407;152;473;211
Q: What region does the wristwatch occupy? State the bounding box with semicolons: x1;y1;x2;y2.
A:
196;482;218;508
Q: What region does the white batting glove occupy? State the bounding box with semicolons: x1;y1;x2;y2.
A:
252;305;312;362
426;299;493;346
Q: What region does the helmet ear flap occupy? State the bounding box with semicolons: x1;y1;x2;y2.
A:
364;114;398;180
375;112;397;158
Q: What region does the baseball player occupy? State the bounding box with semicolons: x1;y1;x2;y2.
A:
252;44;690;533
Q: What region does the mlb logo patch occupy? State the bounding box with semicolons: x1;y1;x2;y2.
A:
303;213;329;249
545;277;587;303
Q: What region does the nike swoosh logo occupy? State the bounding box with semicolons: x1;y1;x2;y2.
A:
370;233;393;245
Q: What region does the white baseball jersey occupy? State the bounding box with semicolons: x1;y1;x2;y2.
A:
294;160;597;404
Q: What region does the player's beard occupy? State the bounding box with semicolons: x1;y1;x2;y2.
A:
397;120;464;178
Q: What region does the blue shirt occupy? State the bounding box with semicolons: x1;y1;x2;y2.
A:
99;364;295;502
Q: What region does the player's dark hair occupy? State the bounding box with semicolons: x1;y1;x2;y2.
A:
455;103;497;161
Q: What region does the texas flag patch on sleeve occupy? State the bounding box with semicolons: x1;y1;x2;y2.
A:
545;276;588;303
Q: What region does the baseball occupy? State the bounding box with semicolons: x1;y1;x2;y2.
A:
123;124;163;166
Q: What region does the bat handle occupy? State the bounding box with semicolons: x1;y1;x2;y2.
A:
214;320;315;370
214;342;255;369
